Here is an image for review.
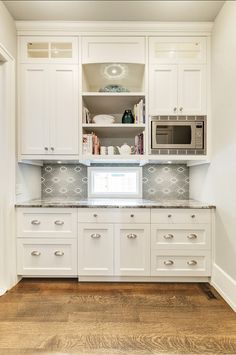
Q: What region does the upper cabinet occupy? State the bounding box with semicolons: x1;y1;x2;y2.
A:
82;36;145;64
149;37;207;64
19;36;78;64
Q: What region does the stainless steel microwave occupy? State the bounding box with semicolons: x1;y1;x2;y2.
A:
150;116;206;155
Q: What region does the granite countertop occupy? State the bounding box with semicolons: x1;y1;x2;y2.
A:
15;198;216;209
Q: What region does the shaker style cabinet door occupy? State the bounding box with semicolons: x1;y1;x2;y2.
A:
50;65;79;155
78;224;114;276
20;64;50;155
178;64;207;115
114;224;150;276
149;65;178;115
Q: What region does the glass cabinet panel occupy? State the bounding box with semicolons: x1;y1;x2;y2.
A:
27;42;49;58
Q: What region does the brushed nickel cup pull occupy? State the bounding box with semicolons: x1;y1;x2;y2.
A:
44;147;48;151
130;214;134;218
91;233;101;239
173;107;177;112
93;214;98;218
54;220;64;226
31;251;41;256
191;214;196;219
127;233;137;239
187;233;197;240
164;260;174;266
179;107;183;112
187;260;197;266
31;220;41;225
168;214;172;218
54;251;64;256
164;234;174;240
51;147;54;151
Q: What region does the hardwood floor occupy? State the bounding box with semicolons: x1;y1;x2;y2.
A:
0;280;235;355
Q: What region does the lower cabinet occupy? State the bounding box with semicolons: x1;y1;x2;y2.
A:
17;238;77;276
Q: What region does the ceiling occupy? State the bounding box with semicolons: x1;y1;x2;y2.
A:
4;0;225;22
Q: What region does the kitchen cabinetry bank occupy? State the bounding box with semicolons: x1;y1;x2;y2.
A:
16;201;215;282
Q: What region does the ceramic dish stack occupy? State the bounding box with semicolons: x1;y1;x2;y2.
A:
93;115;115;124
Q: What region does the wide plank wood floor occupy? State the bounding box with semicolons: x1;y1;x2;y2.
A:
0;279;235;355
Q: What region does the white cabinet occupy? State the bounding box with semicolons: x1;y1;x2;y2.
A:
114;224;150;276
149;64;206;115
20;64;78;156
82;36;145;64
78;224;114;276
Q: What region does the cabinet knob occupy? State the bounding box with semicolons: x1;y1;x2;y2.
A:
31;220;41;225
187;233;197;240
173;107;177;112
93;214;98;218
179;107;183;112
91;233;101;239
54;220;64;226
54;250;64;256
164;260;174;266
191;214;196;219
168;214;172;218
51;147;54;151
127;233;137;239
130;214;134;218
163;233;174;240
44;147;48;151
187;260;197;266
31;251;41;256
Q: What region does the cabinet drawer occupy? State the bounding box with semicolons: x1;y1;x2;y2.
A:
151;209;211;224
151;224;211;250
17;208;77;237
78;208;150;224
17;238;77;276
151;250;211;276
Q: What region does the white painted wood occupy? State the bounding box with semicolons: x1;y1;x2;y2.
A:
79;275;210;282
149;37;207;64
17;208;77;238
77;208;150;224
114;224;150;276
17;238;77;276
78;223;114;275
50;65;79;155
151;209;211;224
82;36;145;63
178;64;207;115
20;36;78;64
20;64;49;154
151;223;211;250
149;65;178;115
151;250;211;276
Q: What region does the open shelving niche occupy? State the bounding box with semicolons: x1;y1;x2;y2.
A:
80;63;147;159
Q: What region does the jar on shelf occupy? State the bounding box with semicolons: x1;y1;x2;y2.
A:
122;110;134;124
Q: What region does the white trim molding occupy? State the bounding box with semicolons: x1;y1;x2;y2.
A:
16;21;213;36
211;263;236;312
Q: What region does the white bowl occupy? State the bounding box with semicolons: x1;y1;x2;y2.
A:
93;115;115;124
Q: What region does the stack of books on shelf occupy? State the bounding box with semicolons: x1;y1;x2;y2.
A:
135;133;144;155
133;99;145;124
82;133;100;155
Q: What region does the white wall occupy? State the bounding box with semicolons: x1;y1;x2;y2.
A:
190;1;236;286
16;163;42;202
0;1;16;58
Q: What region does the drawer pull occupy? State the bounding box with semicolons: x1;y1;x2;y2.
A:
130;214;134;218
187;260;198;266
91;233;101;239
127;233;137;239
164;260;174;266
93;214;98;218
31;220;41;225
187;233;197;240
54;220;64;226
54;251;64;256
164;234;174;240
168;214;172;218
191;214;196;219
31;250;41;256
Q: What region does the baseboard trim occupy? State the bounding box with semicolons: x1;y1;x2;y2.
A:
0;287;7;296
211;263;236;312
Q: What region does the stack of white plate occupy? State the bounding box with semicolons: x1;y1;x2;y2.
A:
93;115;115;124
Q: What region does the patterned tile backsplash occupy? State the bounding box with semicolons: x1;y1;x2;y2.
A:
41;164;189;200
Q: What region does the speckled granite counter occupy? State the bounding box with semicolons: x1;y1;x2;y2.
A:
15;199;215;209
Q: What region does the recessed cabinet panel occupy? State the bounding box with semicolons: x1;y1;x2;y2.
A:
149;65;178;115
178;65;206;115
50;66;78;154
82;37;145;63
151;209;211;224
115;224;150;276
78;224;114;276
20;65;49;154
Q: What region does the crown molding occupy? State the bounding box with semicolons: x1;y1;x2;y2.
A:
15;21;213;36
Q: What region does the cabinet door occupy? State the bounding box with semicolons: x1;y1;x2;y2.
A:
50;65;79;155
20;64;50;154
114;224;150;276
149;65;178;115
78;224;114;276
178;65;207;115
